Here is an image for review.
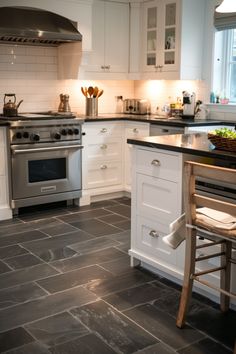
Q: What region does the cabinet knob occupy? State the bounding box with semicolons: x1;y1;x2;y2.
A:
105;65;111;70
149;230;159;238
100;128;107;133
100;144;107;150
100;164;108;170
133;128;139;133
151;159;161;166
101;65;105;70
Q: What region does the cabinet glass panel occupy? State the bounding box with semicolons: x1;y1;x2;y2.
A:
165;3;176;26
147;53;156;66
164;51;175;65
147;7;157;29
165;28;175;50
147;30;156;51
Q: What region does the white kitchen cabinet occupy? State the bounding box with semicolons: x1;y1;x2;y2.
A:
138;0;206;80
0;127;12;220
129;146;183;274
124;122;150;191
81;0;129;79
81;121;124;205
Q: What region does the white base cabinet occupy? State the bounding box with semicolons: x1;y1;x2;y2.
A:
0;127;12;221
129;145;236;305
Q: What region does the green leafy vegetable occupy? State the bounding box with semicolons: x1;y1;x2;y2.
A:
210;127;236;139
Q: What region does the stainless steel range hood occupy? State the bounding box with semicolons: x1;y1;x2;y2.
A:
0;7;82;46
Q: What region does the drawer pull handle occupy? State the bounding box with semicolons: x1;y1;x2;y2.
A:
151;159;161;166
100;164;107;170
100;128;107;133
100;144;107;149
133;128;139;133
149;230;159;238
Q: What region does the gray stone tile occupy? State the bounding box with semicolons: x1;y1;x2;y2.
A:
0;230;49;248
103;281;173;311
100;254;132;275
39;223;78;237
71;300;158;354
0;245;29;260
18;208;70;222
124;303;205;351
22;230;94;257
107;229;131;243
104;204;131;218
86;268;156;297
37;265;112;294
5;254;43;270
115;242;130;253
177;337;232;354
113;197;131;206
0;223;34;238
0;282;47;310
37;247;77;263
97;213;129;225
69;219;122;237
49;333;116;354
0;260;12;274
0;218;23;227
4;342;51;354
0;264;58;290
25;312;89;347
0;286;97;332
57;209;113;224
0;327;34;353
113;219;131;230
68;236;120;255
52;247;125;273
133;343;176;354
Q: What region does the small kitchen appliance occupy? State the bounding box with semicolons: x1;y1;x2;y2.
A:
123;99;150;115
3;94;23;117
182;91;196;119
58;94;71;113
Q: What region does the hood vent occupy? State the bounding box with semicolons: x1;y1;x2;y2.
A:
0;7;82;46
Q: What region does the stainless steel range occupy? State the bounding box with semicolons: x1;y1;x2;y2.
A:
6;112;83;213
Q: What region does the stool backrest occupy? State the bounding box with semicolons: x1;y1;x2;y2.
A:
184;161;236;225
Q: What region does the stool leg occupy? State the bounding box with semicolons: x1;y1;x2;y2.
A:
220;241;232;312
234;341;236;354
176;227;197;328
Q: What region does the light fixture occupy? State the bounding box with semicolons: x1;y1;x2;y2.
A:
215;0;236;13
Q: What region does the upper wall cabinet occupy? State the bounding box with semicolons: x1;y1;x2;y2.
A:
80;0;129;79
136;0;206;80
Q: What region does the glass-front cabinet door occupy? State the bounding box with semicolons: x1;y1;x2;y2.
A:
142;0;179;73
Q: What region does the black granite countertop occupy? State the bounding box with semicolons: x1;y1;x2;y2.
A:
127;133;236;162
0;120;10;126
82;113;236;127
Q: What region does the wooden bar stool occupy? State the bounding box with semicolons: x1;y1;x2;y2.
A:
176;161;236;350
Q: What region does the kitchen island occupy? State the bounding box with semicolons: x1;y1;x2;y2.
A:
127;132;236;304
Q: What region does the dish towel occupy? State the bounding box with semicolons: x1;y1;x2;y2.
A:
163;208;236;249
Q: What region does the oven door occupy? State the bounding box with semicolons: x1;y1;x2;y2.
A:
11;142;83;200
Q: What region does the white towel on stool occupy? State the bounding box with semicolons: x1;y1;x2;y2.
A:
163;213;186;249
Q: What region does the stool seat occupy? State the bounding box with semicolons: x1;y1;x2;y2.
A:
194;213;236;239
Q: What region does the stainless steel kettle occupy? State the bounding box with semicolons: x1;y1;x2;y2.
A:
3;93;23;117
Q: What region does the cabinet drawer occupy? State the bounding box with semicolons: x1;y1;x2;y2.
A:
83;138;122;163
136;173;180;223
83;122;123;138
125;124;149;139
0;147;5;176
135;216;177;266
136;148;181;182
83;161;122;190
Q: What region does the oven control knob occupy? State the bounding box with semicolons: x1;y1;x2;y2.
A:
32;134;40;142
68;129;73;135
23;132;29;139
61;129;68;136
54;132;61;140
15;132;22;139
73;128;79;135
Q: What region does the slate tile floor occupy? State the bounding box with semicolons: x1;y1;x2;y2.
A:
0;197;235;354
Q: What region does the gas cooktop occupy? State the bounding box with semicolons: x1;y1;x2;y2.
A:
0;111;76;120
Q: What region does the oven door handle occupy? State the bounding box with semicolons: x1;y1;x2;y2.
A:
12;145;83;154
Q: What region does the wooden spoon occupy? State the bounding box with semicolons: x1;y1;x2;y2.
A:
81;87;88;97
88;86;94;97
97;89;104;98
93;86;99;98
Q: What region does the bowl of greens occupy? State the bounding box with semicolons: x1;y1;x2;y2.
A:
208;127;236;152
